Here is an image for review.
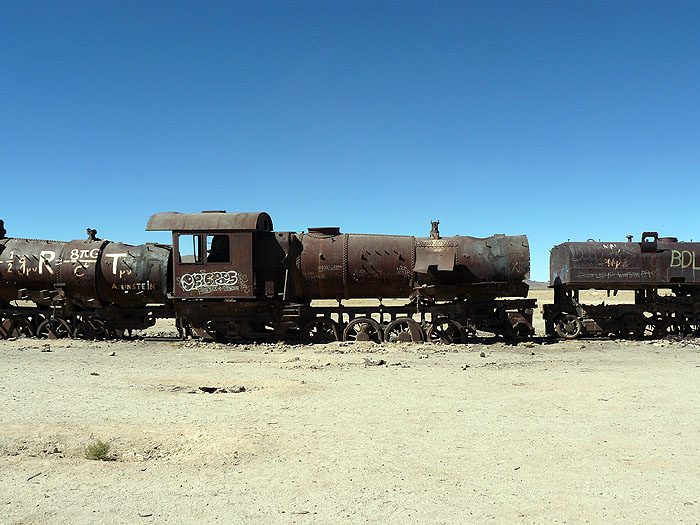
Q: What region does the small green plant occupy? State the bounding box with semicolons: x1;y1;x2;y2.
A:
84;439;111;461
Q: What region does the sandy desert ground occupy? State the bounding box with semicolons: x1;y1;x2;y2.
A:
1;290;700;524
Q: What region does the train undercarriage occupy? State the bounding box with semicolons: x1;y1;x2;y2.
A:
172;297;536;343
0;304;171;340
543;287;700;340
0;297;535;344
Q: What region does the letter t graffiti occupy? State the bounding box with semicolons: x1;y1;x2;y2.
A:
106;253;127;275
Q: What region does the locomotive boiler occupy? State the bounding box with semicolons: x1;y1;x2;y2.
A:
544;232;700;339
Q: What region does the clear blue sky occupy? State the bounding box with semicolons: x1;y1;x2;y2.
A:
2;1;699;281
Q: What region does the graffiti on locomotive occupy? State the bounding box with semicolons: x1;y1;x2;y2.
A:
570;243;637;269
179;270;250;295
669;250;700;270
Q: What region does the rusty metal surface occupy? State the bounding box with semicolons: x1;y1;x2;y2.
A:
97;242;170;306
414;239;455;272
346;234;415;299
0;238;67;305
409;233;530;299
0;236;169;308
297;231;349;299
146;211;273;232
61;239;107;308
172;232;253;299
294;229;530;301
297;232;414;300
550;233;700;289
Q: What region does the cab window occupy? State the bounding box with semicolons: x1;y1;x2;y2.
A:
206;235;230;263
178;234;202;263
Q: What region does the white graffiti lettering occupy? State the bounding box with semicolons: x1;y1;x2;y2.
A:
179;270;250;295
39;250;56;275
111;281;156;291
106;253;128;275
577;270;654;280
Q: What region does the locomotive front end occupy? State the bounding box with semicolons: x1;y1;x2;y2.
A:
411;228;530;300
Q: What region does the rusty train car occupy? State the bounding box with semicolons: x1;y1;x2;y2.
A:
0;213;535;343
0;220;170;339
544;233;700;339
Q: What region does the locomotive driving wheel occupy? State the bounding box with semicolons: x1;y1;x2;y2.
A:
617;313;646;340
343;318;383;343
37;318;72;339
74;318;108;340
384;318;424;343
301;318;340;344
1;315;14;338
0;314;9;339
427;318;466;344
673;314;700;337
554;314;582;339
684;319;700;336
0;315;35;338
652;318;672;338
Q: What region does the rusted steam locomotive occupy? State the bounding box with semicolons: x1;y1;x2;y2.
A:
0;213;535;343
544;233;700;339
0;219;170;339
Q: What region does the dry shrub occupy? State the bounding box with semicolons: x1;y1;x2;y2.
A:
84;439;111;461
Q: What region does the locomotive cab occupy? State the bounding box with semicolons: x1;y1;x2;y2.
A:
146;211;273;300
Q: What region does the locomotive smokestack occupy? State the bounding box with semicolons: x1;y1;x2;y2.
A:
0;220;5;239
86;228;100;241
626;235;633;242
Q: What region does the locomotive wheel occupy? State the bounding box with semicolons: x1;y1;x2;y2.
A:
74;318;108;340
427;318;466;344
13;316;35;338
112;328;134;340
675;315;700;337
686;321;700;336
0;315;13;339
301;318;340;344
343;318;383;343
643;320;656;338
652;319;672;338
32;313;48;334
37;318;72;339
384;318;424;343
0;315;35;338
554;314;582;339
510;323;532;341
617;313;646;340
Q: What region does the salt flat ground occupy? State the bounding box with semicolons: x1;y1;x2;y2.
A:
1;291;699;524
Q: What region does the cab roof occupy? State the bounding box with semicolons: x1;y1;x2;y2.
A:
146;211;273;232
